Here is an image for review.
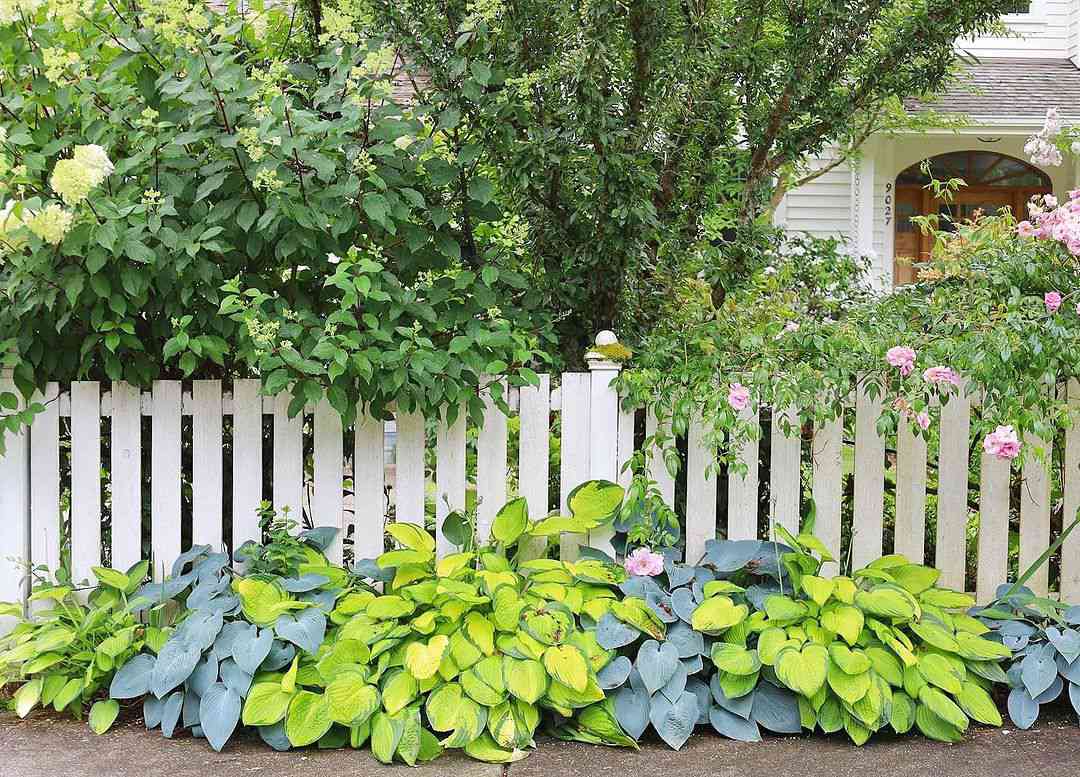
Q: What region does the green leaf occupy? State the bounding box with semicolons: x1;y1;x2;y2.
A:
542;645;588;693
710;643;761;675
691;596;748;635
242;682;294;726
774;644;828;698
491;497;528;545
89;699;120;734
285;691;334;747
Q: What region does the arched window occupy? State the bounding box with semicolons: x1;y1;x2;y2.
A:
893;151;1053;285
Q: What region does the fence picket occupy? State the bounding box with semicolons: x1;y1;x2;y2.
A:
977;452;1011;602
476;381;508;543
151;381;182;579
559;373;590;559
852;384;884;569
646;409;676;507
727;405;759;541
435;407;466;555
1020;435;1052;596
616;405;636;491
272;392;303;520
110;382;142;570
686;415;716;564
812;414;843;575
0;376;30;626
313;398;344;564
352;411;385;560
895;420;927;563
769;407;801;537
518;377;551;520
935;392;971;590
231;379;263;550
1064;380;1080;601
71;382;101;584
192;381;223;550
395;410;426;526
30;383;61;576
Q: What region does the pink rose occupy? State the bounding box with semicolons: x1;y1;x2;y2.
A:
728;383;750;412
922;366;960;386
916;411;931;431
983;425;1021;460
886;346;916;377
1045;291;1063;312
1017;221;1035;237
624;547;665;577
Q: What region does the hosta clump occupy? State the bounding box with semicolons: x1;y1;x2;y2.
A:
972;584;1080;729
108;519;354;752
332;480;637;764
1;560;151;734
748;528;1011;744
592;538;805;749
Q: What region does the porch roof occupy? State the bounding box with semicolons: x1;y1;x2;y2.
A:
905;58;1080;122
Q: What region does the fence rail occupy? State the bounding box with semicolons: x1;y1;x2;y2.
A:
2;337;1080;625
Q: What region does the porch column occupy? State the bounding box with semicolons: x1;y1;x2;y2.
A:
851;141;884;289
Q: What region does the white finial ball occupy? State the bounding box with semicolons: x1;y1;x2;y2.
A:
595;330;618;346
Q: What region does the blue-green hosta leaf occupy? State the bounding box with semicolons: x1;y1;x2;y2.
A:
1070;682;1080;716
709;704;762;742
594;612;640;650
275;609;327;656
670;588;697;624
1047;626;1080;663
596;656;631;690
281;574;331;593
1064;605;1080;625
636;640;680;695
646;591;678;624
750;682;801;734
659;661;688;704
649;691;699;750
144;696;163;729
232;626;273;675
261;640;297;672
1034;674;1063;704
612;686;649;740
172;544;213;578
1007;686;1039;729
682;655;704;675
219;658;254;697
182;688;201;728
213;621;250;660
110;653;156;699
190;652;219;697
200;682;241;752
259;721;292;751
703;540;762;573
152;640;203;698
709;673;754;719
666;621;705;658
300;527;338;552
1020;646;1058;697
175;610;225;651
685;677;711;725
161;691;184;738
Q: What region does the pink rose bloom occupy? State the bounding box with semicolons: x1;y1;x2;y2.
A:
1045;195;1059;208
1017;221;1036;237
1046;291;1063;312
922;366;960;386
984;425;1021;460
624;547;665;577
886;346;916;377
916;411;931;431
728;383;750;412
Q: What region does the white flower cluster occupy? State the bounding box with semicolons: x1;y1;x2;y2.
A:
1024;107;1064;167
49;144;114;205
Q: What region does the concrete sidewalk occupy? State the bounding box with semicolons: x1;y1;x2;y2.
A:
2;707;1078;777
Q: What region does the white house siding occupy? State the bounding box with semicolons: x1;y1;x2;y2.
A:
958;0;1073;59
780;151;853;240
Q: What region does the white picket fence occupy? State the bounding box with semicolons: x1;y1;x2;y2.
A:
2;337;1079;619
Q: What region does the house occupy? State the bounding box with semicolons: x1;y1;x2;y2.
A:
775;0;1080;288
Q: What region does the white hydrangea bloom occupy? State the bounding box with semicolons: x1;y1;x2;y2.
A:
27;204;74;245
73;144;114;185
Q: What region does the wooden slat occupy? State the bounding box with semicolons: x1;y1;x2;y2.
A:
685;414;717;564
1063;379;1080;601
559;373;590;559
895;419;928;563
394;410;426;525
110;382;142;570
852;383;884;569
935;391;971;590
1020;433;1051;596
434;406;466;555
812;413;844;575
977;451;1011;603
231;380;263;551
151;381;182;579
70;382;101;585
192;381;223;550
588;362;621;554
517;378;550;560
312;398;344;564
769;406;801;537
616;404;636;491
352;411;385;560
646;409;676;507
272;392;304;520
476;382;508;543
30;384;61;575
0;376;30;625
726;405;759;540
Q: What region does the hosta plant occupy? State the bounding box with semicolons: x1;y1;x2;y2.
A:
1;560;151;734
331;480;637;764
974;584;1080;729
749;527;1011;744
108;516;356;752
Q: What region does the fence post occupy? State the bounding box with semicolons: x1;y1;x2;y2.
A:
586;331;622;556
0;374;31;632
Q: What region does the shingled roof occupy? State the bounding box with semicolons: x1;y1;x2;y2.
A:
905;58;1080;121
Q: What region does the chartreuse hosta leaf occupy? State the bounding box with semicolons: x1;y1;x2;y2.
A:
775;644;828;698
491;497;529;545
385;523;437;555
691;596;748;635
404;635;449;680
235;578;306;626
